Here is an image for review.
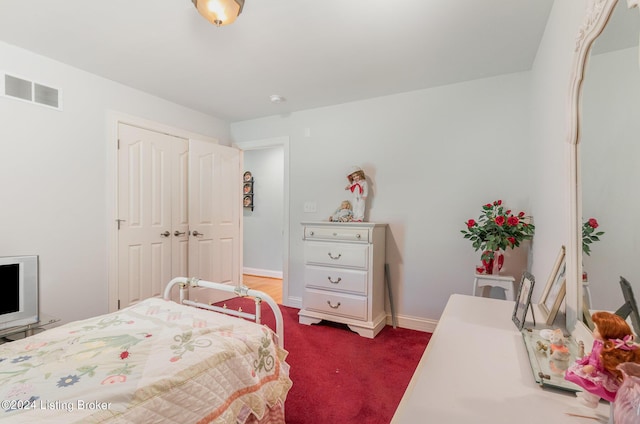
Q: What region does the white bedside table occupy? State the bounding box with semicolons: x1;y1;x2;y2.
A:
473;273;517;301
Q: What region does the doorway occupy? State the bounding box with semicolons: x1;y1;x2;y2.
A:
235;137;291;307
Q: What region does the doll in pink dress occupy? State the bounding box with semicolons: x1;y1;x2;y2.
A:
345;166;368;222
565;311;640;407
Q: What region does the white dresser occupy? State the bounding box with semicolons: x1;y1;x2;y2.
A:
391;295;610;423
298;221;387;338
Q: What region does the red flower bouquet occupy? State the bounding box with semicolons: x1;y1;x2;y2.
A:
461;200;535;273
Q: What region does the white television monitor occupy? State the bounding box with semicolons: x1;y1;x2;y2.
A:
0;255;39;330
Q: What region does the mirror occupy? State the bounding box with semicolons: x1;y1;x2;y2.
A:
580;0;640;322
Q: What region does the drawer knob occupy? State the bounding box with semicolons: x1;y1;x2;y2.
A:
328;252;342;260
309;231;314;236
327;300;341;309
328;277;342;284
333;232;337;236
356;233;361;239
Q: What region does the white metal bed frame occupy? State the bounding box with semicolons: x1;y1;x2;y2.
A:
163;277;285;348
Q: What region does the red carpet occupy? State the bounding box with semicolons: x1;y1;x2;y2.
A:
219;298;432;424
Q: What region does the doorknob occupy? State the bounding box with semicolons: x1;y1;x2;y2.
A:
174;230;186;236
192;230;203;237
160;231;170;237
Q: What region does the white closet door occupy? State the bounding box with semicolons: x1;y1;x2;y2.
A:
116;126;241;308
172;140;189;279
188;140;241;294
117;124;177;307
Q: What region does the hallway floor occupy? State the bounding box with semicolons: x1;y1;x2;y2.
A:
242;274;282;304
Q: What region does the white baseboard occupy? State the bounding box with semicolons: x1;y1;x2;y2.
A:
386;313;438;333
283;296;302;309
243;268;283;279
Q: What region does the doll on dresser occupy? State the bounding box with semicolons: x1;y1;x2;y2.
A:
329;200;353;222
345;166;368;222
564;311;640;408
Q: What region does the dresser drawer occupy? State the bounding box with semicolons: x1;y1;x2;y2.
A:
305;266;367;295
304;288;367;321
305;242;369;269
304;226;370;243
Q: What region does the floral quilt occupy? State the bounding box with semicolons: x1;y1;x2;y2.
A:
0;298;291;423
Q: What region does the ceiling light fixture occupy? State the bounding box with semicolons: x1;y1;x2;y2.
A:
192;0;245;27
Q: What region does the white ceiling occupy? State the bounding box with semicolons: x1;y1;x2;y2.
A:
0;1;557;122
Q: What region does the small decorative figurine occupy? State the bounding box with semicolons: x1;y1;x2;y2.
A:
564;311;640;408
548;329;571;374
536;340;548;353
549;328;569;354
329;200;354;222
345;166;368;222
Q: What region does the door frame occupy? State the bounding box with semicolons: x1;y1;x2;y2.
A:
234;137;295;308
106;111;219;312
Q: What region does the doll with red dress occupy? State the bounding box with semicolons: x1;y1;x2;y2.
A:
564;311;640;408
345;166;368;222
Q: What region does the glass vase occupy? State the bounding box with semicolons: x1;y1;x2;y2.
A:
613;362;640;424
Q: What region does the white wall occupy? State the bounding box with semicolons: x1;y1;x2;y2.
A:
242;147;284;277
0;41;230;324
231;72;533;324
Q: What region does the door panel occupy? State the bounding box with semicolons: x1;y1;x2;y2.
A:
189;148;215;281
172;140;189;280
126;245;142;301
188;140;241;305
219;237;234;282
118;124;176;308
211;145;241;284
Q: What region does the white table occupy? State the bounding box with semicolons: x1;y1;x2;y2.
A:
473;273;517;300
391;294;610;423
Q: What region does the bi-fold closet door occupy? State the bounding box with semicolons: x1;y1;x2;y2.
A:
117;123;240;308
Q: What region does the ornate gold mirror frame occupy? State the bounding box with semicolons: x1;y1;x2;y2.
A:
567;0;638;335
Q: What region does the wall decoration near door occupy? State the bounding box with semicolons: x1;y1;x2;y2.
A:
243;171;254;211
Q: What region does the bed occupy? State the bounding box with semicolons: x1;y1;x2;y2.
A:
0;277;292;423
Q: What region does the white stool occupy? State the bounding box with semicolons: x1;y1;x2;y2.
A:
473;274;517;301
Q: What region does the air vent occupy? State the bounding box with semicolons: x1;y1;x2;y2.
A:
5;74;32;101
2;73;61;110
34;83;59;108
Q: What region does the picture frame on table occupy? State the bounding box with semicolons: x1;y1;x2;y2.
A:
616;277;640;337
539;246;566;325
512;271;535;331
582;301;594;330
